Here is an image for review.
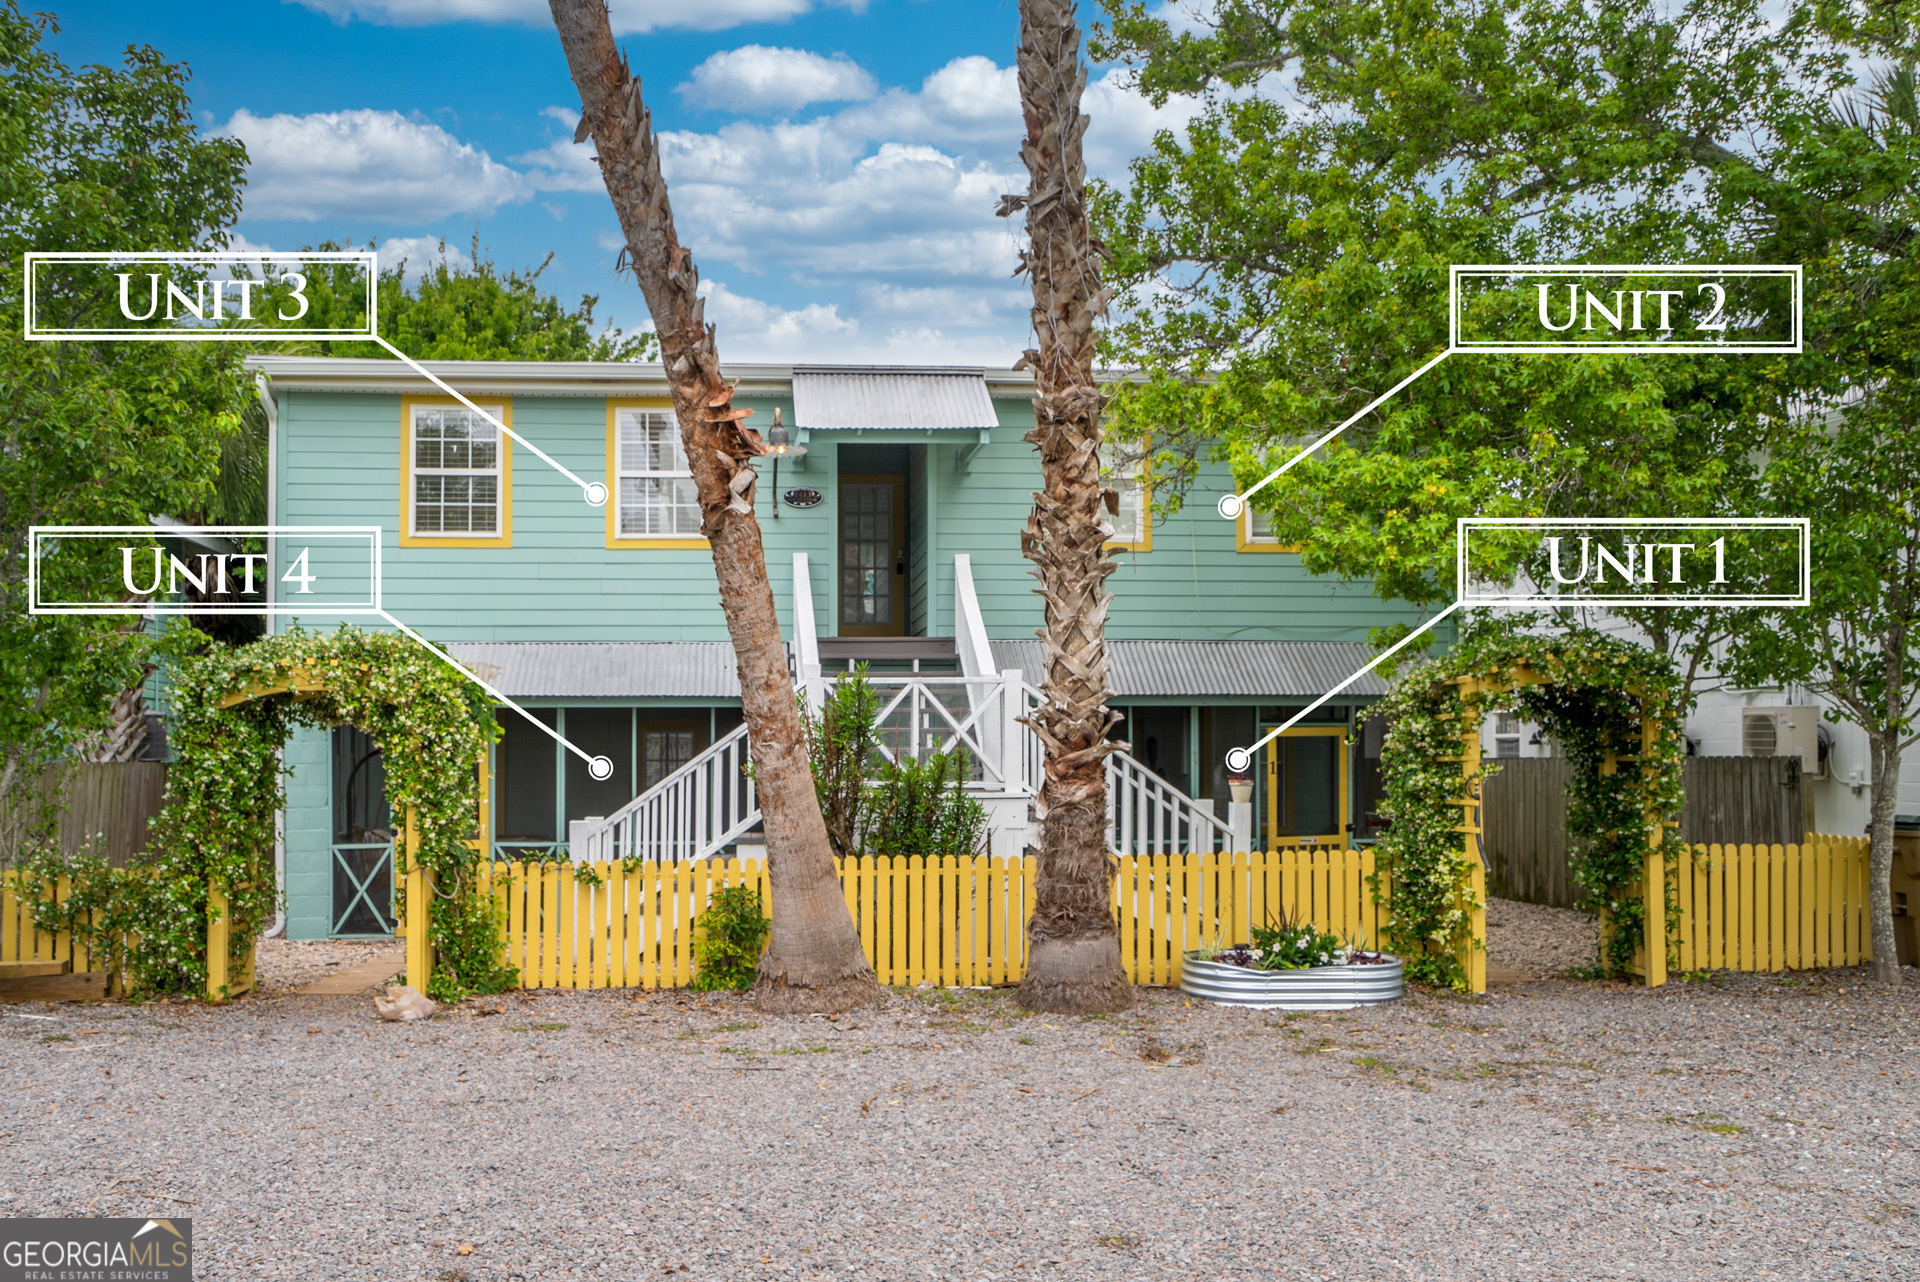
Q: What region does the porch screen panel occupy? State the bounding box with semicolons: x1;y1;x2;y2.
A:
1276;736;1338;837
331;726;394;936
841;483;893;626
411;405;502;535
565;707;635;826
617;409;702;536
496;707;557;852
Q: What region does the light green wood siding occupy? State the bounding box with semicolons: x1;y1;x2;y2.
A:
273;386;1426;644
282;724;331;941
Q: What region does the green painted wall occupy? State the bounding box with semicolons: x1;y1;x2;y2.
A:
283;725;331;941
276;387;1422;645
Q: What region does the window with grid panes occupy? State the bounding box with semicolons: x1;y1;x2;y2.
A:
616;408;702;537
411;405;502;535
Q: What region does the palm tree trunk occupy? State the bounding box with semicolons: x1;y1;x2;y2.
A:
548;0;879;1013
1005;0;1134;1013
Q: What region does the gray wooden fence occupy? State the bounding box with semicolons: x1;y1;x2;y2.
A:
9;763;170;867
1482;755;1806;909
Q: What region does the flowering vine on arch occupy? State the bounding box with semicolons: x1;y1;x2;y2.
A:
1373;618;1690;988
127;625;511;1000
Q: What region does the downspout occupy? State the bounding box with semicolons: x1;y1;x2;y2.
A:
257;373;288;939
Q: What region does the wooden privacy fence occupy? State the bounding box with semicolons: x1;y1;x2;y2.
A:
486;847;1403;991
1665;835;1874;974
0;870;255;1001
1486;755;1809;910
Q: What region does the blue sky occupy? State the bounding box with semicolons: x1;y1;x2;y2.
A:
48;0;1204;362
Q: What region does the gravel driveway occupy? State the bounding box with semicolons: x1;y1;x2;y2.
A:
3;967;1915;1281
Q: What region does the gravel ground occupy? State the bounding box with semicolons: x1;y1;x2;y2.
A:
1486;896;1600;978
5;968;1917;1280
253;938;402;993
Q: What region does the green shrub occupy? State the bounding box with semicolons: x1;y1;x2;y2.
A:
862;748;988;857
691;885;771;991
799;664;879;857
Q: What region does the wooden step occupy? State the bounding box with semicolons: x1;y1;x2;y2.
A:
0;960;68;979
0;971;110;1002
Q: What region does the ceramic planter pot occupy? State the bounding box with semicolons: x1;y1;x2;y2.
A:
1179;951;1405;1010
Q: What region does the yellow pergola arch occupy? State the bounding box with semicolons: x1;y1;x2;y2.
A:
218;668;491;995
1443;659;1674;990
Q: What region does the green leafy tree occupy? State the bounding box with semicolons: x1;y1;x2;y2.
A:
1096;0;1920;982
1716;25;1920;984
0;5;250;850
293;236;654;363
1093;0;1779;620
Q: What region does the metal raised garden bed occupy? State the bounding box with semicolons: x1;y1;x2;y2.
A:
1179;952;1405;1011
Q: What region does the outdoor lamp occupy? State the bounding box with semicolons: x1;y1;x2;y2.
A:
763;408;807;517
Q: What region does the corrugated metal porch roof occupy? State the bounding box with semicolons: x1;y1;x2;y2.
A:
446;642;740;699
792;368;997;430
988;639;1390;699
442;639;1386;701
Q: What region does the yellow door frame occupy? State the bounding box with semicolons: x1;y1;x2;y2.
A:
1265;726;1351;851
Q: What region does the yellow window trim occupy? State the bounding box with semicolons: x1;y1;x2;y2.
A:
606;398;710;550
1236;507;1301;554
400;395;512;548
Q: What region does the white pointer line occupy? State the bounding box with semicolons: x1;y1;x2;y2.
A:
377;607;615;782
373;334;608;508
1216;349;1453;521
1223;600;1465;774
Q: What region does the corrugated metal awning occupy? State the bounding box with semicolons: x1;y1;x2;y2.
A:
988;639;1390;699
446;642;740;699
442;638;1385;701
792;368;997;431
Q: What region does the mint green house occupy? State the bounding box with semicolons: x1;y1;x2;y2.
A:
247;357;1424;940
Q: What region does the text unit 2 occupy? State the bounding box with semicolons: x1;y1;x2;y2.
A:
1449;264;1801;354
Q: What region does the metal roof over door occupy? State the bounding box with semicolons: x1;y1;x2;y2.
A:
791;368;998;431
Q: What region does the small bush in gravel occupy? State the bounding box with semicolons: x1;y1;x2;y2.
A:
691;886;771;991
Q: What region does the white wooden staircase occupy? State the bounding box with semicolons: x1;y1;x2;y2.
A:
571;554;1246;863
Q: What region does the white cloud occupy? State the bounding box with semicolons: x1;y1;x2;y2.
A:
374;235;474;280
293;0;864;34
220;108;528;222
678;46;877;113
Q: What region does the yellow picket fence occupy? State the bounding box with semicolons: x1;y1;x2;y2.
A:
1673;835;1874;973
489;846;1395;990
0;871;112;974
0;870;255;1000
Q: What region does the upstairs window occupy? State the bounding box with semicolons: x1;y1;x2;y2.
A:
609;404;706;546
403;399;510;545
1100;445;1150;551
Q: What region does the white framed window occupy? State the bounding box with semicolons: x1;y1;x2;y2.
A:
408;402;504;539
1100;445;1150;550
1493;710;1522;758
615;407;703;539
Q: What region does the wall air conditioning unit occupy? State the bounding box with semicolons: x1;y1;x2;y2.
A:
1741;706;1826;779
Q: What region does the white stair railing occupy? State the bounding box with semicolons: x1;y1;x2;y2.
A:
1105;750;1241;856
573;720;757;865
574;671;1237;864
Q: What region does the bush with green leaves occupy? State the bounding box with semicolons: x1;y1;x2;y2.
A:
862;749;988;858
691;885;771;991
798;664;880;857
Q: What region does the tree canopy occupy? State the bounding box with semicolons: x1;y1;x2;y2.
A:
0;3;250;830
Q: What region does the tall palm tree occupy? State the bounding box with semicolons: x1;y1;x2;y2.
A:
1001;0;1134;1013
548;0;879;1012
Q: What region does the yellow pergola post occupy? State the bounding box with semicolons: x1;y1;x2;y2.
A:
1452;677;1489;995
1640;701;1668;988
205;880;230;1002
401;806;432;992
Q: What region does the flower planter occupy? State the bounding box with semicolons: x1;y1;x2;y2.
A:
1179;951;1405;1011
